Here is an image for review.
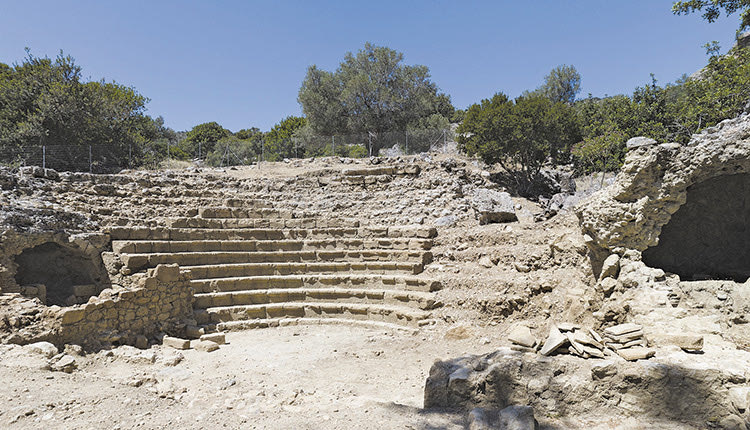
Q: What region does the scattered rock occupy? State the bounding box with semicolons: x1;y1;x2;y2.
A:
507;325;536;349
498;405;536;430
192;340;219;352
472;189;517;224
50;354;77;373
25;342;58;358
617;347;655;361
539;326;567;356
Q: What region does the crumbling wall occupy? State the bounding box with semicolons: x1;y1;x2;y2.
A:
54;264;194;348
576;113;750;277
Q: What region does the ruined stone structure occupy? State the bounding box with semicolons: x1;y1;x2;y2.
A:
577;113;750;282
0;157;494;347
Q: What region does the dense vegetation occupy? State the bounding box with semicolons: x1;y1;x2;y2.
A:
457;40;750;195
1;3;748;174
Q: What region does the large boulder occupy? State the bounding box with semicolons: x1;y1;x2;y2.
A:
472;189;517;224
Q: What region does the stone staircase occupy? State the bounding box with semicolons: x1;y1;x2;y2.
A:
108;199;441;332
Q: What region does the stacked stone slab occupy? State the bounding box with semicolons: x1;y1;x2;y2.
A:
108;198;441;331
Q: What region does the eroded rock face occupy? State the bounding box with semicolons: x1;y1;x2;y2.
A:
424;348;750;428
576;113;750;277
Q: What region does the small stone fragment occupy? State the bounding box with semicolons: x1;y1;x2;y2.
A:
617;347;655;361
135;335;149;350
508;325;536;348
200;332;226;345
192;340;219;352
50;355;77;373
540;326;568;356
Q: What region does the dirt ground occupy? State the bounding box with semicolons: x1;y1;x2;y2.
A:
1;322;710;430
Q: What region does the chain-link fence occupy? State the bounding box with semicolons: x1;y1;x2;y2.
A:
0;128;456;172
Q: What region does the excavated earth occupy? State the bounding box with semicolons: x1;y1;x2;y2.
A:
0;136;748;429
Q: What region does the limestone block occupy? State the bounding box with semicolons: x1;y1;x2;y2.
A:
507;325;536;348
617;347;655;361
154;264;180;283
200;332;226;345
61;308;85;325
600;254;620;280
25;341;58;358
192;339;219;352
162;336;190;350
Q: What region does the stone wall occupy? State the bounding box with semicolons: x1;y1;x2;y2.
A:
54;264;194;348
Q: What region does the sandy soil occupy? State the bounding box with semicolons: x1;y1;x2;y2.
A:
0;324;493;430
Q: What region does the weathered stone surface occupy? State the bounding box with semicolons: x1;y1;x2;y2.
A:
498;405;536;430
154;264;180;283
617;347;655;361
472;189;517;225
200;332;226;345
625;136;657;150
539;326;567;356
576;113;750;276
424;348;748;427
162;336;190;350
24;341;58;358
507;325;536;348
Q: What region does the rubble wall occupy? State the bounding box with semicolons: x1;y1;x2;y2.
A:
55;264;194;348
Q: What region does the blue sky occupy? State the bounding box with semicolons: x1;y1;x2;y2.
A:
0;1;742;132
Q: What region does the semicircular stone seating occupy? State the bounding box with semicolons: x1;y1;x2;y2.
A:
108;197;442;332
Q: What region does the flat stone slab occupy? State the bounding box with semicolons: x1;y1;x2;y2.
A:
617;347;655;361
540;326;567;356
508;325;536;348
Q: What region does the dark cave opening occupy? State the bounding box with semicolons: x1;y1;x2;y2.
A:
642;173;749;282
14;242;108;306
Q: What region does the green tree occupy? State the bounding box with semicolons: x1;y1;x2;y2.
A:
183;121;230;157
263;116;307;161
539;64;582;104
673;0;750;31
457;93;579;196
298;43;452;153
0;50;152;170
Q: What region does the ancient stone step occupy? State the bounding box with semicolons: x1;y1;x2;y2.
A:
198;207;295;219
190;274;441;294
214;317;419;333
183;261;424;279
193;288;438;310
120;250;431;271
107;226;436;241
112;237;431;254
195;302;432;327
166;217;360;230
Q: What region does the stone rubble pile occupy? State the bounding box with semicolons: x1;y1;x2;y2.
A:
509;322;660;361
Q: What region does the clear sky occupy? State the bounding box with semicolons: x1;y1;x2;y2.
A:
0;1;742;132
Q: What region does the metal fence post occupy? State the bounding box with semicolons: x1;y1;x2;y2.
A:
89;145;92;174
42;146;46;169
332;135;335;156
405;130;408;154
129;143;132;168
443;129;447;153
